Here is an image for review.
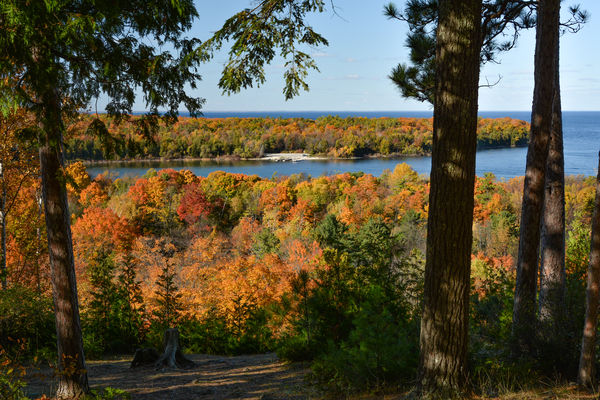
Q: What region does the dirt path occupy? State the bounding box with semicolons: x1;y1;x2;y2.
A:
25;353;320;400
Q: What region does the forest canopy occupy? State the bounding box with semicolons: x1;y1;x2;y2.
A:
64;115;530;160
2;162;597;394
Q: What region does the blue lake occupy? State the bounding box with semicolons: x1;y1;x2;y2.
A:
88;111;600;180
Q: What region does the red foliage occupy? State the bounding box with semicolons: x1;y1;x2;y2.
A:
177;182;212;225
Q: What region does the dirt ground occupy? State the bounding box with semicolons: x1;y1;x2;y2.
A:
24;353;321;400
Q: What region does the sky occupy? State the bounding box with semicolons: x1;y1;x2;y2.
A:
118;1;600;112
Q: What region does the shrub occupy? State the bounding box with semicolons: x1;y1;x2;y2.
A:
0;287;55;358
311;284;418;393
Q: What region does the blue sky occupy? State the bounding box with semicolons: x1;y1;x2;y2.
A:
123;1;600;112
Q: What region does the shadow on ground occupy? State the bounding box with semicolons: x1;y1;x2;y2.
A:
25;353;318;400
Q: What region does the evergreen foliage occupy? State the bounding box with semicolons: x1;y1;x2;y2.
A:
198;0;328;100
152;252;183;333
384;0;536;104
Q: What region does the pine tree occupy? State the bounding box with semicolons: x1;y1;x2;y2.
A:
538;40;566;354
87;253;118;353
578;153;600;388
153;254;183;333
116;253;146;350
512;0;561;355
383;1;530;395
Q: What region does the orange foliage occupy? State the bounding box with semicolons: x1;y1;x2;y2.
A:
72;206;136;299
471;253;515;299
79;181;109;208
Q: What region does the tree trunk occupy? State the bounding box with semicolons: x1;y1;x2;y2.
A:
539;44;566;335
154;328;195;370
512;0;560;355
36;189;43;294
417;0;481;396
578;153;600;389
39;88;89;399
1;173;6;290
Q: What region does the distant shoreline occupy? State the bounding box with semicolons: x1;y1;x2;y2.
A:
140;110;598;121
81;153;382;166
70;114;529;163
79;144;528;167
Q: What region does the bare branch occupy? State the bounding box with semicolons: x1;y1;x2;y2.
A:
479;74;502;89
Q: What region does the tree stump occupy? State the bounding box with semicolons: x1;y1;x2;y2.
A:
130;348;160;368
154;328;195;369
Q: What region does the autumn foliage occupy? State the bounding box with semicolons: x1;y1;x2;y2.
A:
3;157;598;389
63;114;530;160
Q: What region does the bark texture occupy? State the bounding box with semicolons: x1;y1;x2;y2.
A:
417;0;481;396
40;89;89;399
578;153;600;389
36;191;43;293
1;176;6;290
539;43;566;333
154;328;195;370
513;0;560;354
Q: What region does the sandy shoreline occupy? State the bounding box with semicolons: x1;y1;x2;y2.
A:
256;152;329;162
81;152;353;166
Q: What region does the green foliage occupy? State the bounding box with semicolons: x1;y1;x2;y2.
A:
278;216;422;391
180;308;275;356
115;254;147;349
84;387;131;400
314;214;348;251
199;0;328;100
385;0;535;105
566;214;591;278
84;252;118;355
0;341;28;400
63;114;529;161
253;228;281;258
1;0;204;120
469;257;514;368
82;251;146;357
385;1;437;103
468;228;589;389
471;358;540;398
0;287;55;357
311;284;418;393
152;256;183;334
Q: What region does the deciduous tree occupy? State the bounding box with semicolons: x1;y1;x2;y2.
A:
0;110;37;290
1;0;203;396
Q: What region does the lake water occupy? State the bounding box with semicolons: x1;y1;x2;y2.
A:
88;111;600;180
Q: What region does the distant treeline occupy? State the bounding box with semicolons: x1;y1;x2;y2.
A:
65;114;530;161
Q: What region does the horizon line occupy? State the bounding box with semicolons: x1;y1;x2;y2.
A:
126;109;600;113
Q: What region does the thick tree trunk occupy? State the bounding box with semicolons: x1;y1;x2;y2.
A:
578;153;600;389
154;328;195;370
512;0;560;355
417;0;481;396
539;47;566;334
39;89;89;399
